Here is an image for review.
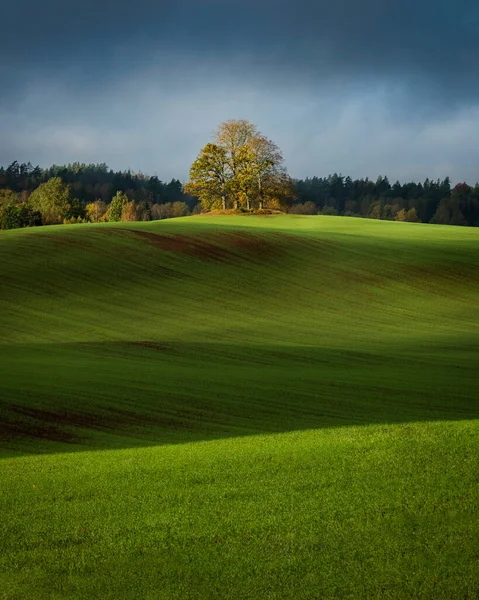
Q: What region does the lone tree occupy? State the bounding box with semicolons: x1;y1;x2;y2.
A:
185;119;294;212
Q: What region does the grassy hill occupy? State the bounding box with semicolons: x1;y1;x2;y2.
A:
1;215;479;598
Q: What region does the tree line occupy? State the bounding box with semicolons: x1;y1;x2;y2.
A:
0;161;198;228
293;174;479;226
1;119;479;229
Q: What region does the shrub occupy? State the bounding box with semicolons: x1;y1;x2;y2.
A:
289;201;318;215
396;208;421;223
63;216;87;225
1;204;42;230
321;206;339;216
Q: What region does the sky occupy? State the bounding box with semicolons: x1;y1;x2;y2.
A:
1;0;479;183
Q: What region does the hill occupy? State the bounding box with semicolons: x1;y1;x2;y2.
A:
1;215;478;598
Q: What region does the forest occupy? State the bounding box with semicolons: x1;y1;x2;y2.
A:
0;159;478;230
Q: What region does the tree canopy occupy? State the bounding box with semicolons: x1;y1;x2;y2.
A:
185;119;295;211
28;178;73;225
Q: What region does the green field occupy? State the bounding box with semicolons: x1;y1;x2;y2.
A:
1;215;479;598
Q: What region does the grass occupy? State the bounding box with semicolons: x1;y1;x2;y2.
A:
1;215;479;598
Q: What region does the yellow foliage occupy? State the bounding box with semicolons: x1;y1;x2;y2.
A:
86;200;108;222
121;201;138;222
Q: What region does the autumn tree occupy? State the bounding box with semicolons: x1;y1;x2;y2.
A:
121;200;138;222
186;119;294;212
248;134;287;210
261;171;296;211
85;199;108;222
0;189;19;208
396;207;421;223
231;144;258;210
28;177;72;224
185;143;230;210
214;119;258;180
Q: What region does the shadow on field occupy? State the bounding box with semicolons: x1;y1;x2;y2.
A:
1;339;479;457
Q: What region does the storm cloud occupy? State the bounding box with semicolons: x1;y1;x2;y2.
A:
1;0;479;182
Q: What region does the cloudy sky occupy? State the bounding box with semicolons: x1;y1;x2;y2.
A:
1;0;479;183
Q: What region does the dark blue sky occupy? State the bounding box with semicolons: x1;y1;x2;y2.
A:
1;0;479;182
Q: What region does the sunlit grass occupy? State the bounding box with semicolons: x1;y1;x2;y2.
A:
2;421;479;599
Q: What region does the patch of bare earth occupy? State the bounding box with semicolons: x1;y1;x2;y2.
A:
1;404;189;444
131;230;281;263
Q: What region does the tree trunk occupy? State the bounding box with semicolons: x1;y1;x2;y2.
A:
222;196;226;210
